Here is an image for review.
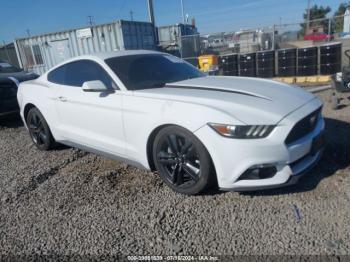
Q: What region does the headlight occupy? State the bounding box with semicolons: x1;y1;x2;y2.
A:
208;123;275;139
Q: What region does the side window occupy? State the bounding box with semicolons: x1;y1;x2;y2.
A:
47;65;66;85
47;60;116;90
64;60;115;89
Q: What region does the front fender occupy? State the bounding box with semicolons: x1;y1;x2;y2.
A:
122;95;243;169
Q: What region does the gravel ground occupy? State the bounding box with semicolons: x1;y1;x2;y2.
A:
0;89;350;257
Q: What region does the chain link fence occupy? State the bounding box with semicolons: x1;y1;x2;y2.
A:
173;15;350;77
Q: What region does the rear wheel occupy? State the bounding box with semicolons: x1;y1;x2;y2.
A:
153;126;215;195
26;107;56;150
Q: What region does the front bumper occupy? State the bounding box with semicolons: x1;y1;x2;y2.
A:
194;98;324;191
221;149;323;192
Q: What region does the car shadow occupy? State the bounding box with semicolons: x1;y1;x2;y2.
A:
0;113;24;128
239;117;350;196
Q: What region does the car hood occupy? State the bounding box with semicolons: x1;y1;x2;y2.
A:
135;76;317;125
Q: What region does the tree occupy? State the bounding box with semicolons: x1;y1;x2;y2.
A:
333;2;350;33
300;5;331;36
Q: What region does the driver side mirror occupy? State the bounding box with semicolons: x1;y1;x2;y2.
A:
82;80;108;92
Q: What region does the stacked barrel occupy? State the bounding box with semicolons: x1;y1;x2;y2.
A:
320;43;342;75
297;46;318;76
239;52;256;77
256;50;275;78
220;54;238;76
217;42;342;78
277;48;296;77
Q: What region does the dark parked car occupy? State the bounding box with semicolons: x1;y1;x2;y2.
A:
0;60;39;116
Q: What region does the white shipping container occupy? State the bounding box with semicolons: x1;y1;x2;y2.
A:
14;20;156;75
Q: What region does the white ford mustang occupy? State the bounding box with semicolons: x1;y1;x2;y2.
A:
17;50;325;195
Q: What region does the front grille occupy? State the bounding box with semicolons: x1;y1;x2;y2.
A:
285;107;321;144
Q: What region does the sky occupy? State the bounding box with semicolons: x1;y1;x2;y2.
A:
0;0;346;43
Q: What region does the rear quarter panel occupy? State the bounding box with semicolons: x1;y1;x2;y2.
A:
18;80;61;139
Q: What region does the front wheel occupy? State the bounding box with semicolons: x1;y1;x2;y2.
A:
153;126;215;195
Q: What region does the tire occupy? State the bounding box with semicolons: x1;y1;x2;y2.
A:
26;107;56;151
153;125;215;195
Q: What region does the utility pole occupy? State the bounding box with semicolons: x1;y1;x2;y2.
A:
306;0;311;33
147;0;158;45
147;0;155;24
130;10;134;21
180;0;185;24
26;29;31;37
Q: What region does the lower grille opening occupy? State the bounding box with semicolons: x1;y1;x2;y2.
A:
238;166;277;181
289;155;308;170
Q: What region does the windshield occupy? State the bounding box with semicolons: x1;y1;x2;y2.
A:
105;54;205;90
0;61;22;74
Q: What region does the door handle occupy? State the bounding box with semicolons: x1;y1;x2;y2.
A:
58;96;67;102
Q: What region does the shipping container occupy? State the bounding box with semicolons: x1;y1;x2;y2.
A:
0;43;20;67
157;24;200;59
14;20;157;75
158;24;198;46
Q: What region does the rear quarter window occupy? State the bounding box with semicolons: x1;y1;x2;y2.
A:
47;66;65;85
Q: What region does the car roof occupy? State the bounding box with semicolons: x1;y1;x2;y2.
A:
66;49;163;62
43;49;163;74
93;49;162;60
40;49;167;80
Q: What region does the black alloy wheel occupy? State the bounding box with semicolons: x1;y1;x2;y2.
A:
26;107;55;150
153;126;215;195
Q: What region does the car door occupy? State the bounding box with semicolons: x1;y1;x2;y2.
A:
52;60;125;156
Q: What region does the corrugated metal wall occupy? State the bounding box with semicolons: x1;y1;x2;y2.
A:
0;43;19;67
15;20;156;75
121;20;156;50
